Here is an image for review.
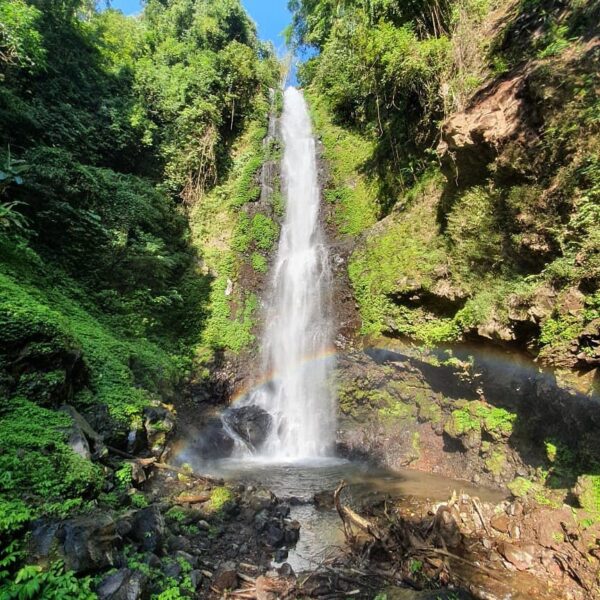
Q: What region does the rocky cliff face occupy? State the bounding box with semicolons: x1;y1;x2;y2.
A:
335;343;600;498
315;1;600;520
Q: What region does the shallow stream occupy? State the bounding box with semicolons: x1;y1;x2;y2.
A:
201;458;505;573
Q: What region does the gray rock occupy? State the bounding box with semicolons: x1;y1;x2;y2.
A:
163;562;182;580
264;524;284;548
284;520;300;545
274;547;288;562
96;568;148;600
30;513;120;574
191;417;235;459
143;405;175;457
130;506;164;552
60;404;107;460
190;569;203;589
222;406;272;450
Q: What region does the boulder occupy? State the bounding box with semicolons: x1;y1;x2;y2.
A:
143;405;175;457
96;568;149;600
213;561;238;591
60;404;107;460
129;506;165;552
437;70;535;187
499;542;534;570
284;520;301;545
190;417;235;459
223;405;272;450
31;513;120;574
264;524;284;548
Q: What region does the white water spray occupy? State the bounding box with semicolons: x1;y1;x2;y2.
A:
242;87;335;459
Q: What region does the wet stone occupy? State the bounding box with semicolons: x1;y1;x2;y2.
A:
264;524;285;547
96;568;148;600
213;561;238;591
274;547;289;562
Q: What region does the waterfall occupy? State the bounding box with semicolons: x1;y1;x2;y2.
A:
241;87;335;460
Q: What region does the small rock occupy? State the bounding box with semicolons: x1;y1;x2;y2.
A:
213;561;238;591
249;489;275;512
274;503;290;518
175;550;197;568
254;509;270;531
167;535;192;553
163;562;181;580
189;569;203;589
96;568;148;600
264;524;284;547
277;563;295;578
490;513;511;533
313;490;334;509
143;405;175;458
130;506;165;552
145;553;161;569
499;542;534;570
284;520;300;545
509;523;521;540
273;547;288;562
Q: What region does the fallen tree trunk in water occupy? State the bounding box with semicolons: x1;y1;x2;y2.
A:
333;480;386;543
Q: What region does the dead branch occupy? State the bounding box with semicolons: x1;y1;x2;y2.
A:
174;493;211;505
106;445;222;485
333;481;385;543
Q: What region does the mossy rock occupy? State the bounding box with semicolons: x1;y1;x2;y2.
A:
444;401;516;449
379;395;417;424
484;449;507;477
508;476;534;498
207;486;235;515
414;391;443;425
444;405;480;439
574;475;600;517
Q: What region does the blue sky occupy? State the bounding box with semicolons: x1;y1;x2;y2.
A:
109;0;293;54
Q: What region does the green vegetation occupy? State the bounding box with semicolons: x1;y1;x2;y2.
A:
207;486;235;515
484;450;507;477
307;90;378;234
444;401;516;441
575;475;600;518
0;0;278;593
293;0;600;361
251;213;279;251
191;112;280;355
508;476;534;498
251;252;268;273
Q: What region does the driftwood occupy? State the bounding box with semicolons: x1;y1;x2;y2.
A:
174;492;211;505
106;445;222;484
333;481;385;543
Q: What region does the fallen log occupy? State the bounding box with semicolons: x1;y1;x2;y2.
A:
333;481;385;542
106;445;222;484
174;492;211;505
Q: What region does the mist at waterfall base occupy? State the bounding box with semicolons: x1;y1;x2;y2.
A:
226;86;336;463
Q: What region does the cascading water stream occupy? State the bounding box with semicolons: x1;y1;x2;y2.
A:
235;87;336;460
